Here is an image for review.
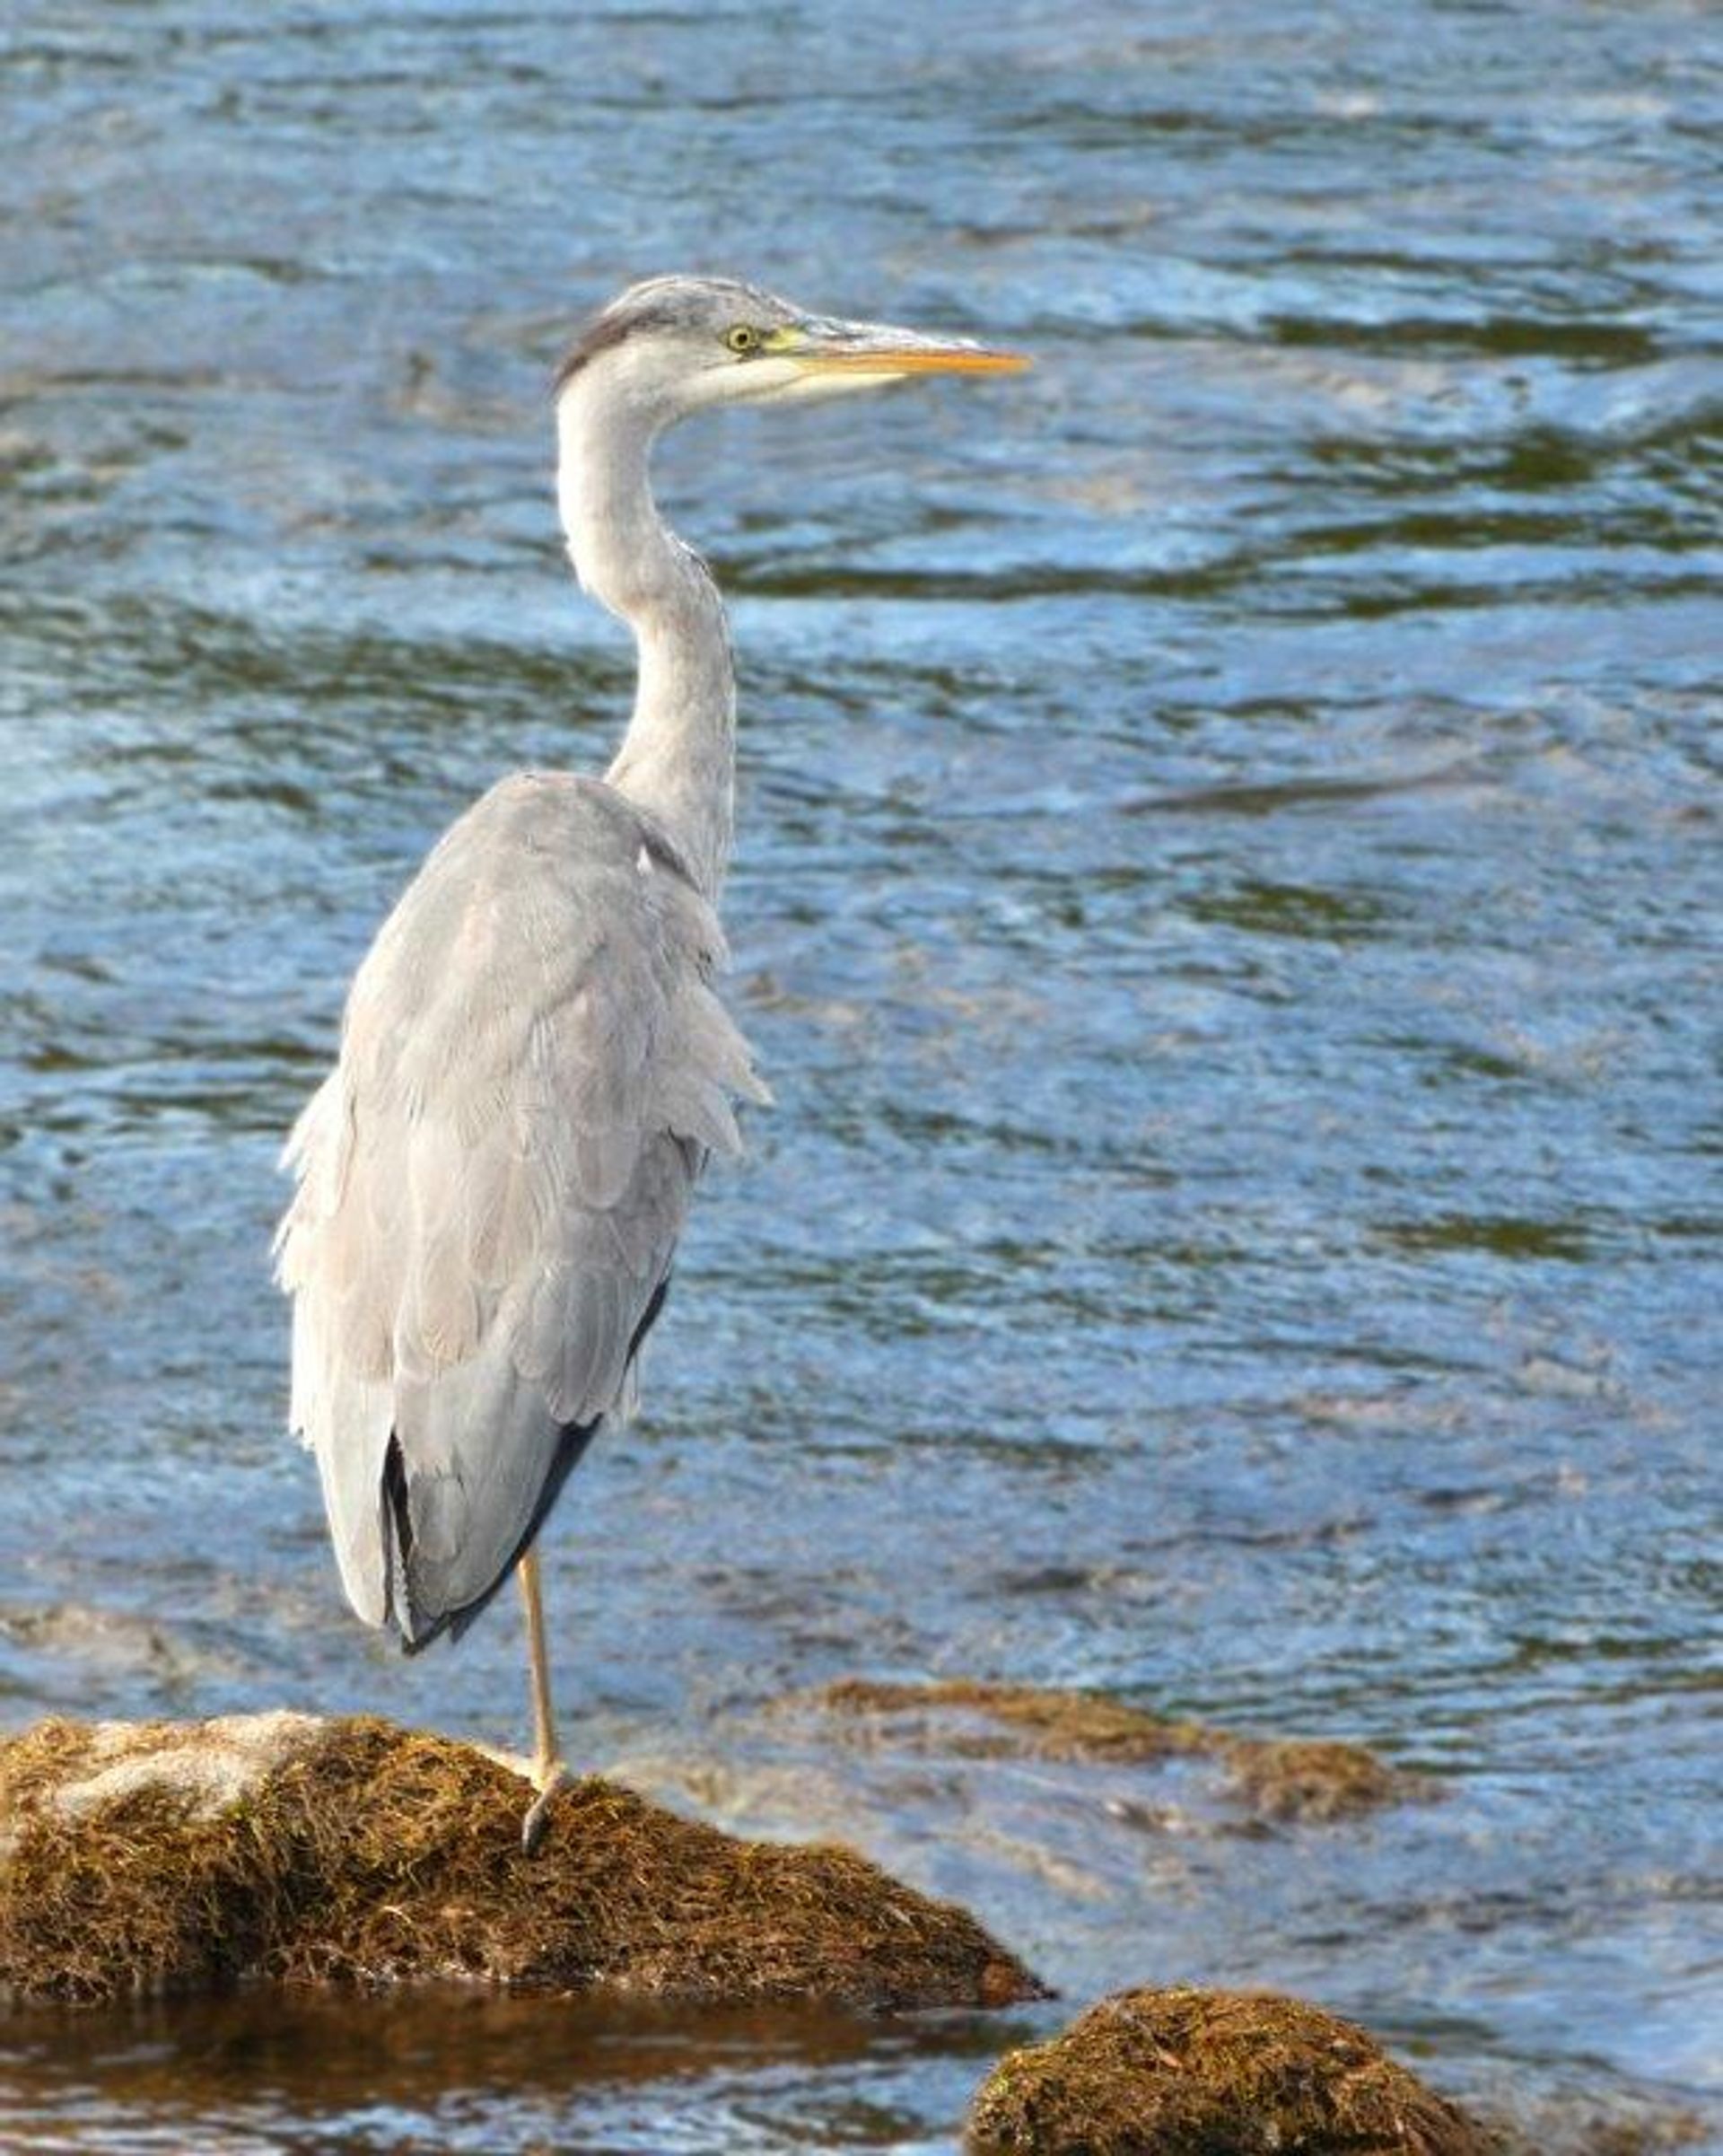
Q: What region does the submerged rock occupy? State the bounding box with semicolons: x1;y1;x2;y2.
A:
0;1712;1043;2010
809;1679;1425;1824
967;1985;1490;2155
1484;2090;1716;2156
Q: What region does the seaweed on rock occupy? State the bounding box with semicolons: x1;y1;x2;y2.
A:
967;1985;1491;2155
0;1712;1043;2010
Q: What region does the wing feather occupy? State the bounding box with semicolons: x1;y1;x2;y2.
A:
276;771;765;1643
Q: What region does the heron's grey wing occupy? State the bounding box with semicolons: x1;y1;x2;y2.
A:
276;771;767;1645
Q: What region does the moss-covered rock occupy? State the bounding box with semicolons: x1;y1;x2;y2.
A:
967;1985;1491;2155
0;1712;1044;2010
809;1679;1424;1824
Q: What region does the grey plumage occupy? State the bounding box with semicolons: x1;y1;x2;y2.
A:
554;276;787;392
276;774;765;1645
275;275;1023;1844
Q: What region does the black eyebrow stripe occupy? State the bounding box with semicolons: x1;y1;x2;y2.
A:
552;296;696;395
552;309;634;395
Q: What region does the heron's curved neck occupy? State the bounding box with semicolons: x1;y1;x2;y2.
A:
555;381;734;898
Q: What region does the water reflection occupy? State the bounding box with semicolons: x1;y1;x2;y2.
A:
1;1989;1044;2154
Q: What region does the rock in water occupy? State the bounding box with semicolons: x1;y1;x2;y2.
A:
967;1985;1491;2155
0;1713;1043;2010
807;1678;1427;1825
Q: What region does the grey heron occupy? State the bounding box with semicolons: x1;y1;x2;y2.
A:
276;275;1027;1851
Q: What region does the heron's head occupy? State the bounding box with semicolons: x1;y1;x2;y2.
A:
554;275;1028;427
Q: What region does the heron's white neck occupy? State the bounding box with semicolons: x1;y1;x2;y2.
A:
555;380;735;899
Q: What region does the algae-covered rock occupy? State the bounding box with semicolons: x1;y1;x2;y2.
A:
967;1985;1491;2155
810;1679;1424;1824
0;1712;1043;2010
816;1678;1211;1766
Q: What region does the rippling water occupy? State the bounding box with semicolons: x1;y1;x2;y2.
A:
2;1;1719;2149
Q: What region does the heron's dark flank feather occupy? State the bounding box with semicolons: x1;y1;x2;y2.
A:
386;1273;674;1654
389;1419;596;1654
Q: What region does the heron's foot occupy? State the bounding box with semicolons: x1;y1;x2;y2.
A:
520;1756;570;1856
474;1743;571;1853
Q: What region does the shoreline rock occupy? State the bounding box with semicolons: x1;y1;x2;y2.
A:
0;1711;1045;2011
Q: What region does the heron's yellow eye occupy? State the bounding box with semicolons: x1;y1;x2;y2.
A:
725;325;761;355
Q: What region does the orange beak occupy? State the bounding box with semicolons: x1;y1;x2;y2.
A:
792;344;1031;376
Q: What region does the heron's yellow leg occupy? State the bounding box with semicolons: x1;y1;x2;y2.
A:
517;1546;569;1854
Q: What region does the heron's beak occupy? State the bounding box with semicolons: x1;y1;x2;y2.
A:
790;337;1029;379
765;317;1029;397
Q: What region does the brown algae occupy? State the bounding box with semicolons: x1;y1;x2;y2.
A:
967;1985;1491;2155
809;1679;1424;1823
0;1712;1042;2009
